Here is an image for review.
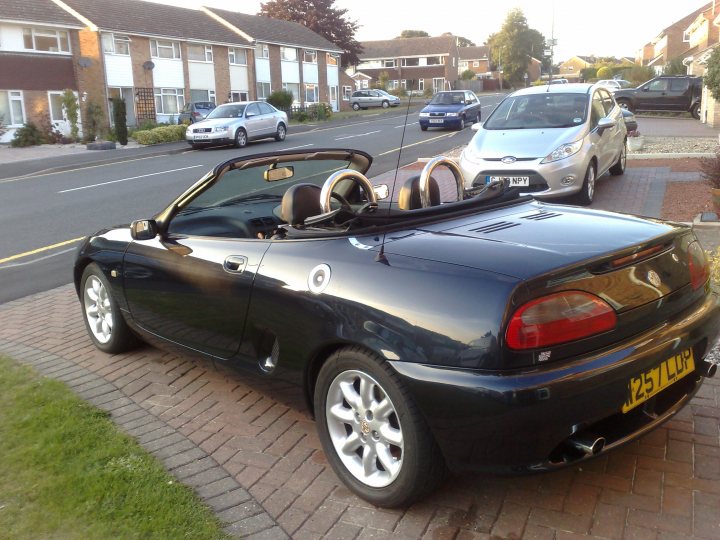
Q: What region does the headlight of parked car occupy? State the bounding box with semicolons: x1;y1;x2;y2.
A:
540;139;584;164
446;112;458;117
213;126;229;133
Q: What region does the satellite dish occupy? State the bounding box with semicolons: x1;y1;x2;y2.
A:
143;61;155;70
77;57;92;68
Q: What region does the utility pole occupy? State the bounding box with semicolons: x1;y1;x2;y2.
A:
548;2;555;83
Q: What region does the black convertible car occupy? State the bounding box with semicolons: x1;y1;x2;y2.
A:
75;149;720;507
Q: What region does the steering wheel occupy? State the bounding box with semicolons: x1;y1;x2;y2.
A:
320;169;377;214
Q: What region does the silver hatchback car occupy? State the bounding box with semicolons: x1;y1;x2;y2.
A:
186;101;288;149
458;84;627;205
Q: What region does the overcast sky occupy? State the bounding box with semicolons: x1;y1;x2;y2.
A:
154;0;709;62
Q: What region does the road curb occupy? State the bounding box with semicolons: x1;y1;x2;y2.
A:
627;152;715;159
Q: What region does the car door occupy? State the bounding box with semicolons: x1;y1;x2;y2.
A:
368;90;381;107
592;89;622;173
123;236;270;359
257;102;277;136
636;78;668;110
465;91;481;121
667;78;691;111
244;102;264;137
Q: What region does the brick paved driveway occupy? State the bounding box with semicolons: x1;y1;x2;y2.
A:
1;161;718;539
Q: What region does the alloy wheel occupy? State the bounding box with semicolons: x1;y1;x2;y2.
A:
84;275;113;344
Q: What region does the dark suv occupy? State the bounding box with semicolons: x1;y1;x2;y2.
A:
613;76;701;119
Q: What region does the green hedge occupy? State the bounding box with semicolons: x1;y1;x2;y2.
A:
133;125;186;145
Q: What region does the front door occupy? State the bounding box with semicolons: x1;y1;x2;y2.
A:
329;86;338;111
123;236;269;359
48;91;76;138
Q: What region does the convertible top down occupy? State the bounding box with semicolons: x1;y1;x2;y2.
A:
75;148;720;507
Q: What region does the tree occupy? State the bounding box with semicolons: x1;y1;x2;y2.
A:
663;57;686;75
376;71;389;90
259;0;363;67
596;66;613;79
111;97;128;146
460;69;476;80
397;30;429;38
704;47;720;101
457;36;475;47
486;9;546;87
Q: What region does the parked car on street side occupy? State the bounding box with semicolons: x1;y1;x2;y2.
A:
350;89;401;110
177;101;216;124
75;147;720;508
613;75;702;119
185;101;288;149
459;83;627;205
549;78;569;84
621;108;638;133
419;90;482;131
596;79;633;93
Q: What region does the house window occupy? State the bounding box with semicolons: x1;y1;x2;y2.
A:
188;44;213;62
0;91;25;126
305;84;317;103
362;79;369;88
154;88;185;114
426;56;442;65
327;53;338;66
101;33;130;55
48;91;66;123
282;82;300;103
230;91;248;102
383;59;396;68
459;61;468;69
23;27;70;53
418;79;424;91
432;77;445;93
255;44;269;59
401;58;419;67
401;80;407;89
281;47;297;61
304;50;317;63
342;85;352;101
190;89;216;103
389;80;399;89
229;48;247;65
473;60;479;67
683;30;691;42
256;82;271;100
151;40;181;59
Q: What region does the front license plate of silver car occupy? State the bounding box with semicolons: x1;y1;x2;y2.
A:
194;135;209;140
486;176;530;186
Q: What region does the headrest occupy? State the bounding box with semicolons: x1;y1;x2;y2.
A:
397;175;441;211
281;183;322;226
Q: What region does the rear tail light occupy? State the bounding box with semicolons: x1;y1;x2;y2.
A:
688;241;709;290
506;291;617;350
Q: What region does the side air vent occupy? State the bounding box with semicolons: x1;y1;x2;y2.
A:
470;221;522;234
521;211;563;221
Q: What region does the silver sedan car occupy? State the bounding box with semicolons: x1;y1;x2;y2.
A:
458;84;627;205
186;101;288;149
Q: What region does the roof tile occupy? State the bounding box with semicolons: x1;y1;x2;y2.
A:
0;0;83;27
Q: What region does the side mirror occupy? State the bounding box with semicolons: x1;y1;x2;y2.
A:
246;112;255;118
597;117;616;133
373;184;390;200
471;122;482;131
130;219;159;241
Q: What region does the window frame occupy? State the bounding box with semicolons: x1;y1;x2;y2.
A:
22;27;70;54
187;43;213;63
228;48;248;65
342;85;352;101
151;39;181;60
0;90;26;127
401;57;419;67
303;49;317;64
101;33;130;55
326;53;338;66
255;43;270;59
154;87;185;114
281;47;298;62
305;83;318;104
256;82;271;101
383;59;396;68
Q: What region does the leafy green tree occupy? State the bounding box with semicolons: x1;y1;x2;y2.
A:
663;57;686;75
259;0;362;66
460;69;476;80
625;65;656;85
581;67;598;80
457;36;475;47
61;89;79;141
486;9;546;87
704;47;720;101
267;89;294;110
596;66;613;79
377;71;389;90
397;30;429;38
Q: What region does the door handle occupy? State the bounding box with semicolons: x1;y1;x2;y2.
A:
224;255;247;274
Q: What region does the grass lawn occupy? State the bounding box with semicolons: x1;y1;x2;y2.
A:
0;356;229;540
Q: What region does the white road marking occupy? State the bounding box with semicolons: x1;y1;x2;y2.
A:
0;247;76;269
283;143;314;151
378;133;454;156
335;130;381;141
58;165;204;193
394;122;419;128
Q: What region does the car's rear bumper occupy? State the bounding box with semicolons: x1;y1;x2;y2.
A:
390;290;720;473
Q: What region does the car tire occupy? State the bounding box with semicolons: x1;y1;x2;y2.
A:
190;143;201;150
352;103;360;111
275;123;287;142
609;143;626;176
80;263;140;354
475;112;481;124
457;116;466;130
616;99;633;112
691;103;700;120
420;124;428;131
382;100;389;108
315;346;446;508
234;128;247;148
573;161;597;206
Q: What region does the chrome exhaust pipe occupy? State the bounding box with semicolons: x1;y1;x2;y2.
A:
567;434;605;456
701;361;717;378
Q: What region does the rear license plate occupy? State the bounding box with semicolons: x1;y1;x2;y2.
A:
194;135;209;140
622;348;695;413
429;119;444;124
486;175;530;187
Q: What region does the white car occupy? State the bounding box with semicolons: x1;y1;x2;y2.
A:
597;79;633;93
458;83;627;205
186;101;288;149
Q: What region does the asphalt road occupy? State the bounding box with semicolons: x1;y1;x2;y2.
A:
0;94;505;304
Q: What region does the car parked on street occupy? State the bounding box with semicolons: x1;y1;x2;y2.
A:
177;101;216;124
350;89;401;110
613;75;702;119
185;101;287;149
597;79;633;93
418;90;482;131
459;83;627;205
75;146;719;508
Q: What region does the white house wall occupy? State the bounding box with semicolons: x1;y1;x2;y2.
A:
303;63;319;84
281;61;300;83
104;55;133;87
230;66;249;91
256;58;271;82
152;58;184;88
0;24;26;51
188;62;216;90
327;65;338;87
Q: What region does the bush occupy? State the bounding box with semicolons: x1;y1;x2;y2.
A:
267;90;294;111
61;89;79;141
111;97;128;146
83;101;105;142
293;110;309;122
596;66;613;79
700;148;720;189
132;124;186;145
460;69;476;81
705;47;720;101
709;247;720;289
10;122;45;147
624;65;656;85
306;103;332;121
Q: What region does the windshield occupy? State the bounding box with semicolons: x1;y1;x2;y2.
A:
484;93;588;130
205;104;246;119
429;92;465;105
618;80;632;89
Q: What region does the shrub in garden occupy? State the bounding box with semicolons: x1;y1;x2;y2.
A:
267;90;294;111
61;89;80;141
83;101;105;142
10;122;45;147
133;125;186;145
111;97;128;145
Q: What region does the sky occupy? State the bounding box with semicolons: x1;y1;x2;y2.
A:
155;0;709;62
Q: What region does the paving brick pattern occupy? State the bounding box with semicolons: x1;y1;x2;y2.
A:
1;163;719;539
